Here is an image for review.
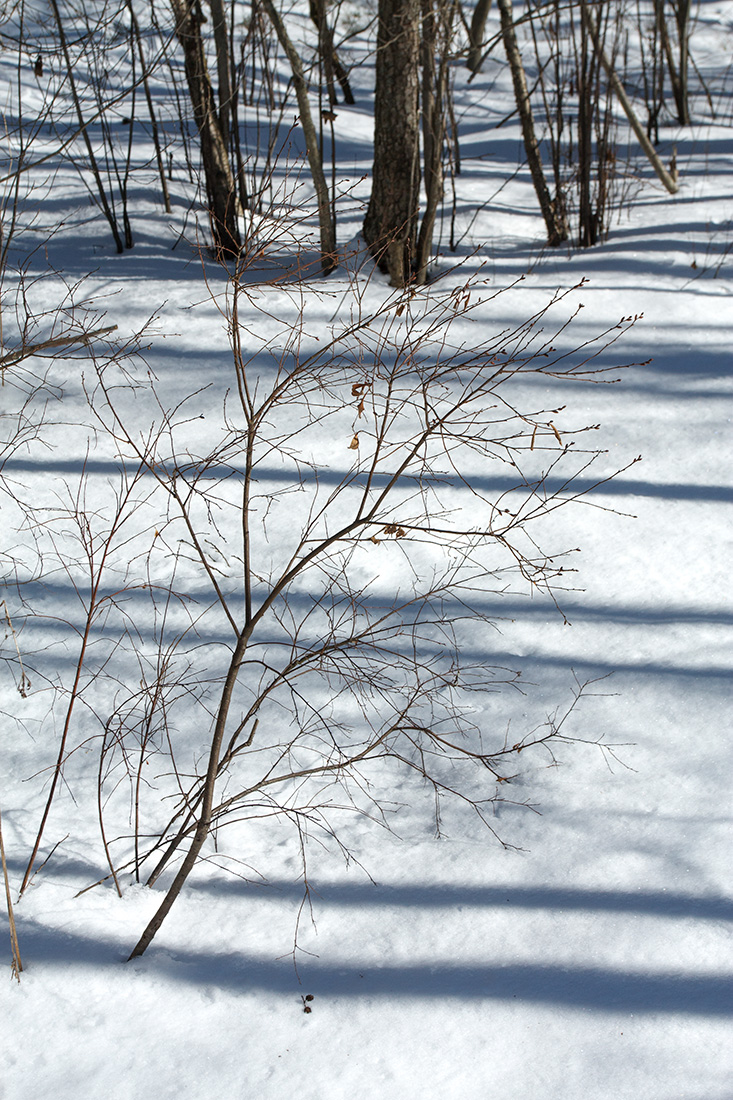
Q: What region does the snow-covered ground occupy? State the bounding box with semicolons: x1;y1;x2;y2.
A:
1;4;732;1098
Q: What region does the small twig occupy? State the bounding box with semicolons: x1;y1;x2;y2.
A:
0;803;23;980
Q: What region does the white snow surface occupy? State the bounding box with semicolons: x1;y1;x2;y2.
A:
1;6;732;1099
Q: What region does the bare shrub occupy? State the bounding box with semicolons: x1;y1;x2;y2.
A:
57;253;642;958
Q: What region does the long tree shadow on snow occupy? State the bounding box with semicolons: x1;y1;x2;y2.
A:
11;575;733;631
5;456;733;505
14;917;733;1017
184;879;733;923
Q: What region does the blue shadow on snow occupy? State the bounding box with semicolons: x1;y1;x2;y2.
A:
14;917;733;1017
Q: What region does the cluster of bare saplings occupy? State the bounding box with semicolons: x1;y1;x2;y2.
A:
5;0;694;276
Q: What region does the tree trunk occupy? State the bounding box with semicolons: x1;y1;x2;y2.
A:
467;0;492;73
497;0;568;245
672;0;692;125
363;0;421;286
169;0;240;257
262;0;337;273
207;0;233;145
309;0;355;106
415;0;452;284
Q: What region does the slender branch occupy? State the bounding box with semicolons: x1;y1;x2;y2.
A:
580;0;679;194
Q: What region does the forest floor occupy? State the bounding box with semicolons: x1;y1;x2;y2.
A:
1;4;732;1098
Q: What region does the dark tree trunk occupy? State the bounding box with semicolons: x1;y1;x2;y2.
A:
262;0;337;273
467;0;492;73
577;12;596;247
207;0;233;145
673;0;692;125
309;0;355;106
661;0;692;125
497;0;568;245
169;0;240;258
363;0;421;286
415;0;454;284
